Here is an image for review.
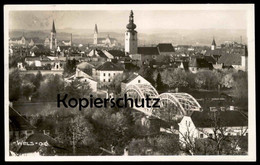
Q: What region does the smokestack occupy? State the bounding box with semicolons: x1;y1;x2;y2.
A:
71;33;72;47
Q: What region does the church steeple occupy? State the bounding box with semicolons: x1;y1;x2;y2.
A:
50;20;57;50
94;24;98;34
126;10;137;31
51;20;56;33
125;10;138;54
211;37;216;50
212;37;216;46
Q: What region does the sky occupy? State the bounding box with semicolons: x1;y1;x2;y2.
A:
9;10;247;32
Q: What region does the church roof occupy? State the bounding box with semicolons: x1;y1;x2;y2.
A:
138;47;160;55
126;10;137;31
157;43;175;52
51;20;56;33
95;61;124;71
212;38;216;46
94;24;98;33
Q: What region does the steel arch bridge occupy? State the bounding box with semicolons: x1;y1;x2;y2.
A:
124;84;201;121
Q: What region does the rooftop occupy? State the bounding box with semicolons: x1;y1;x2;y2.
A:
157;43;175;53
191;110;248;128
138;47;159;55
95;61;124;71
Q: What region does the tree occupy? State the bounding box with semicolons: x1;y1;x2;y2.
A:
64;79;92;99
196;111;247;155
21;81;35;100
9;69;22;102
33;71;43;89
155;73;165;93
194;70;221;90
139;66;155;86
37;74;65;101
63;59;77;77
161;69;188;89
109;74;124;94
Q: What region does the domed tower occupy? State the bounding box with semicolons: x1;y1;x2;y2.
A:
94;24;98;45
125;10;138;54
211;37;216;50
50;20;57;50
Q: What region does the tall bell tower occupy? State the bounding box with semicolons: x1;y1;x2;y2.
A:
125;10;138;54
50;20;57;50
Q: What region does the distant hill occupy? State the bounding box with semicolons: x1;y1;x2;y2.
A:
9;28;247;46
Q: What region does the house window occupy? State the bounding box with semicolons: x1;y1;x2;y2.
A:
227;133;231;136
138;80;141;83
103;79;106;82
114;73;115;76
108;79;110;82
209;134;213;138
103;73;106;76
108;73;110;77
200;134;204;138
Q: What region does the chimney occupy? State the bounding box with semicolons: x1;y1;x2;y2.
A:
230;106;234;111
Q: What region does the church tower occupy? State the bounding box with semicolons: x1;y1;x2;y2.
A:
94;24;98;45
50;20;57;50
125;10;138;54
211;37;216;50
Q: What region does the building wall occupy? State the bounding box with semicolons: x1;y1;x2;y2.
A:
178;116;198;144
179;116;248;144
98;70;123;83
125;31;137;54
121;75;151;92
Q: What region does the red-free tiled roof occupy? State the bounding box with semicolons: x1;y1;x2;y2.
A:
157;43;175;53
191;110;248;128
138;47;159;55
95;61;124;71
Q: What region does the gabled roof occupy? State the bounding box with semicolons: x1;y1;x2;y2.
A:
189;57;213;68
205;49;223;56
96;49;107;58
204;56;217;64
157;43;175;52
122;73;139;83
108;50;125;57
138;47;159;55
95;61;124;71
191;110;248;128
30;45;47;52
9;106;36;131
218;53;242;66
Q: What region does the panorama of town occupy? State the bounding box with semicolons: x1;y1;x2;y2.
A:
9;10;248;156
